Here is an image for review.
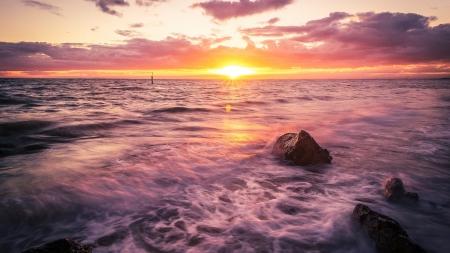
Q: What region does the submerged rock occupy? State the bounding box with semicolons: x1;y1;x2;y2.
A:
22;238;92;253
272;130;332;166
352;204;427;253
385;178;419;201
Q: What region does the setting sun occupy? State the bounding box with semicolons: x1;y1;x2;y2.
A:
211;66;255;78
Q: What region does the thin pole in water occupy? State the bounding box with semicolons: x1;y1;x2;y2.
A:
151;72;154;84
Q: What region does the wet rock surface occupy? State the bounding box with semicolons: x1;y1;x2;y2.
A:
22;238;92;253
385;178;419;201
272;130;332;166
352;204;427;253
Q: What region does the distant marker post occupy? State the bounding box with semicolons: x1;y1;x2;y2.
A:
151;72;154;84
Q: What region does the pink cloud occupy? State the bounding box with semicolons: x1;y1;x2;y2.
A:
238;12;450;67
0;37;232;71
0;12;449;73
267;17;280;24
240;12;352;36
191;0;295;21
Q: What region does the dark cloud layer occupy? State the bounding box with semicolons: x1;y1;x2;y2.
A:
22;0;62;16
0;12;449;72
191;0;294;21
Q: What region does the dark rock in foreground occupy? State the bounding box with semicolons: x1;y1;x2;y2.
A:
22;238;92;253
352;204;427;253
272;130;332;166
385;178;419;201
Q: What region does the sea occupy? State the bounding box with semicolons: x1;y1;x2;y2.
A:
0;78;449;253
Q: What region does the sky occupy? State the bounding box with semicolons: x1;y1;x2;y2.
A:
0;0;449;78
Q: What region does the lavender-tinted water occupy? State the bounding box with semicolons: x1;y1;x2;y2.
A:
0;79;449;253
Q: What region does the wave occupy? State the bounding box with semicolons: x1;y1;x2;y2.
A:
298;96;313;101
150;107;211;114
314;95;334;101
112;86;148;91
173;126;218;132
240;100;267;105
0;120;54;137
0;141;50;158
40;122;117;138
275;99;289;103
0;119;144;158
0;95;34;105
119;120;143;125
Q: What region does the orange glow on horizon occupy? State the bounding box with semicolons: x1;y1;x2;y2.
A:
210;66;255;79
1;63;449;79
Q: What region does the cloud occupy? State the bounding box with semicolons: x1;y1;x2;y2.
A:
0;12;449;74
267;17;280;24
191;0;295;21
129;23;145;28
0;36;234;71
238;12;450;67
149;21;164;27
86;0;168;16
240;12;352;36
91;26;100;31
86;0;129;17
22;0;62;16
170;34;232;47
135;0;167;6
115;29;142;37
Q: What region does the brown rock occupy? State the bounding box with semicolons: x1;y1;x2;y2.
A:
352;204;427;253
22;238;92;253
385;178;419;201
272;130;332;166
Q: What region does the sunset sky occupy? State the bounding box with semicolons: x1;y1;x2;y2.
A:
1;0;449;78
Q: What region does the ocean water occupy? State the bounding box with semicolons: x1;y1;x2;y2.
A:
0;78;449;253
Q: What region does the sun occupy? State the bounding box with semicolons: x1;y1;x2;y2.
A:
211;65;255;78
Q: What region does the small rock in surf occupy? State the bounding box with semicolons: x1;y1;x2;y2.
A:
272;130;332;166
385;178;419;201
352;204;427;253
